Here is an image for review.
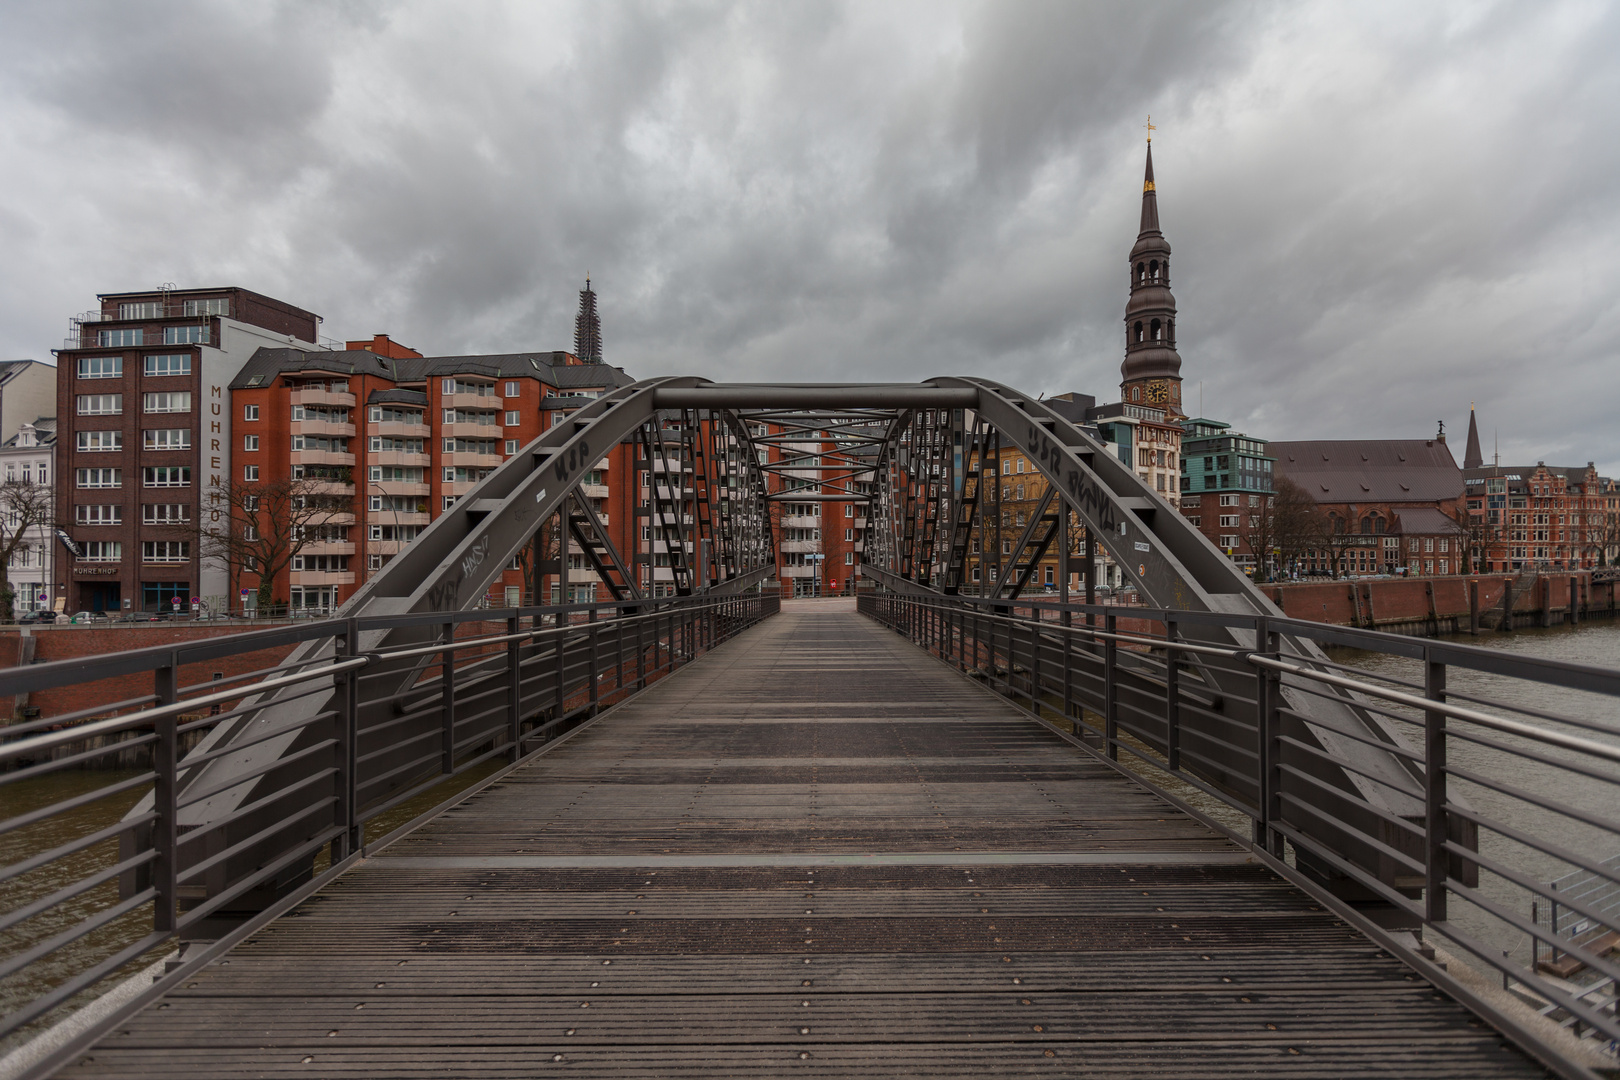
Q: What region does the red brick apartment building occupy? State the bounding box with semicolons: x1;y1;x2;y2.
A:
753;421;872;597
1465;462;1620;572
228;345;636;613
55;287;323;614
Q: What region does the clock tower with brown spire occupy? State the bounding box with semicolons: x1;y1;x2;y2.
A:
1121;135;1183;416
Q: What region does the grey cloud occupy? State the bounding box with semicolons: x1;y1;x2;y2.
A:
0;0;1615;472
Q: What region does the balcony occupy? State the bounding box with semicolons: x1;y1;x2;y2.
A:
374;420;430;439
369;510;430;526
446;391;501;409
366;539;408;556
300;541;356;557
293;450;355;467
444;451;503;469
291;387;356;408
783;515;818;529
371;480;429;497
780;540;821;554
579;483;609;500
373;451;431;468
780;565;817;578
442;421;502;438
290;570;356;586
302;480;356;497
294;418;356;438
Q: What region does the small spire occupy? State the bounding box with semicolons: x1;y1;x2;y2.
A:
1463;402;1484;469
574;276;603;364
1139;141;1160;233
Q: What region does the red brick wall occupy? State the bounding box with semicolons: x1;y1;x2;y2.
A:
2;624;298;721
1268;573;1612;628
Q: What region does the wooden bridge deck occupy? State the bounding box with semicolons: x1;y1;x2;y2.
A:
59;600;1546;1078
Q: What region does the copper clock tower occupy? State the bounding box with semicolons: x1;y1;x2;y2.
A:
1120;136;1183;416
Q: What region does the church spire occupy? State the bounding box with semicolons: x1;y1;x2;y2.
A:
1463;403;1484;469
573;276;602;364
1121;136;1182;412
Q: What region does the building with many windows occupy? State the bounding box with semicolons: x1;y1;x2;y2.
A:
55;287;322;614
1464;461;1618;572
228;344;636;614
1178;417;1274;572
0;419;57;613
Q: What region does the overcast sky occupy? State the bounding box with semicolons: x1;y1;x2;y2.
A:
2;1;1616;471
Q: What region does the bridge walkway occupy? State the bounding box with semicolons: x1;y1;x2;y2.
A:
58;600;1545;1078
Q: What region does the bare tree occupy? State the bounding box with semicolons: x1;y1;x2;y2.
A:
0;478;54;620
199;474;354;613
1265;476;1319;578
1236;493;1278;582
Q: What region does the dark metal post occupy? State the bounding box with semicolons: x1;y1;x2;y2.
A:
1164;616;1180;772
1103;611;1118;760
1253;618;1276;849
1028;616;1041;717
555;612;568;717
440;622;456;773
507;613;523;760
152;655;179;934
588;607;600;716
337;620;361;854
1424;650;1449;924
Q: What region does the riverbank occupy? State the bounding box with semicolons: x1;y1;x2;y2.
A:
1267;570;1617;638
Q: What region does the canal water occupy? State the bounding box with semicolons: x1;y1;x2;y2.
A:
1324;621;1620;974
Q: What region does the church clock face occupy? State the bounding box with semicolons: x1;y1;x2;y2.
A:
1144;379;1169;404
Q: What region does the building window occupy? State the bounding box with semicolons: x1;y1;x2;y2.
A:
75;468;121;488
143;353;191;376
80;540;121;561
1219;515;1239;528
845;552;854;564
96;329;142;347
119;302;163;319
443;378;495;396
76;394;123;415
144;466;192;487
142;541;191;563
142;429;190;451
504;381;520;397
142;504;190;524
1220;535;1239;549
75;505;122;525
181;298;230;317
243;434;259;451
242;465;259;482
504;411;521;426
163;325;209;345
76;430;123;452
243;404;260;421
1219;494;1238;507
77;355;123;379
143;391;192;413
505;439;518;455
443;496;458;510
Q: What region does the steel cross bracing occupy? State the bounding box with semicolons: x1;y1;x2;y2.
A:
150;378;1435;926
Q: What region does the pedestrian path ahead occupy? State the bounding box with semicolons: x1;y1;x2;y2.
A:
58;600;1546;1078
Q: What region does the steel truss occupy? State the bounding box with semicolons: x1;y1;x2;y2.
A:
152;378;1444;936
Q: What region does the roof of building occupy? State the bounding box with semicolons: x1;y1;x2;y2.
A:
1394;507;1462;534
1270;439;1462;503
0;359;51;384
368;389;429;406
1464;464;1609;493
2;417;56;449
232;348;638;391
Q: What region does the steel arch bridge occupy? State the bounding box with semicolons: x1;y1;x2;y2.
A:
163;378;1431;912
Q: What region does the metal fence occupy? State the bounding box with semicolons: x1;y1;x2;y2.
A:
0;590;778;1063
859;587;1620;1068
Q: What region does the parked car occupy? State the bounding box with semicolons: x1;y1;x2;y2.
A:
70;611;109;624
120;610;166;623
14;609;52;624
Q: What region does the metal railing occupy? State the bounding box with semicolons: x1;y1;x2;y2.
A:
0;590;778;1066
859;587;1620;1075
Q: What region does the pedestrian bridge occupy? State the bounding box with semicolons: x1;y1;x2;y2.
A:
29;602;1555;1078
2;379;1618;1078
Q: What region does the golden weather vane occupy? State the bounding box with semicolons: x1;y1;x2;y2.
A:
1145;115;1156;142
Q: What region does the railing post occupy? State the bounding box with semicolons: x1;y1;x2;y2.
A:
1103;612;1118;760
555;610;568;718
440;621;456;773
587;607;600;717
1253;618;1278;851
1164;616;1180;772
637;607;646;689
1028;615;1041;718
152;655;179;934
507;612;523;761
1425;648;1449;925
337;620;361;856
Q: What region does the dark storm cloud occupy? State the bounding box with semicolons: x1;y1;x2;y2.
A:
0;0;1615;471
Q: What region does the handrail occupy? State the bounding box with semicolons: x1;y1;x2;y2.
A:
858;587;1620;1074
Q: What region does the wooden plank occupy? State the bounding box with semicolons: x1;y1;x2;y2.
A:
55;600;1548;1079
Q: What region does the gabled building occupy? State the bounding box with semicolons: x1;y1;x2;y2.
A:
1272;437;1467;577
1464;461;1617;572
